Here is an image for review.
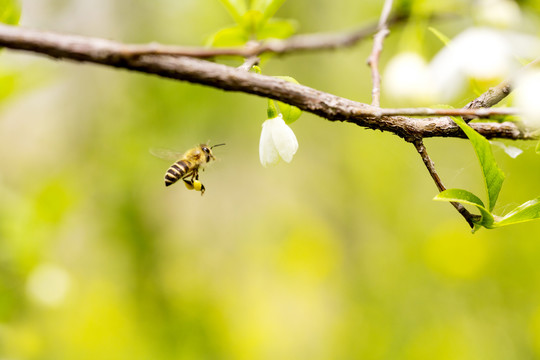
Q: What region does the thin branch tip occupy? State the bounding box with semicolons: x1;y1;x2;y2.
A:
367;0;393;107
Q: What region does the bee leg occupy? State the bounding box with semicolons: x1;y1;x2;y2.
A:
197;182;205;195
183;178;195;190
191;179;205;194
190;172;205;195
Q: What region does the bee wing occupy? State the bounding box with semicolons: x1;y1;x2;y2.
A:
149;148;183;161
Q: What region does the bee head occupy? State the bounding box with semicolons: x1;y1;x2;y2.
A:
199;143;225;162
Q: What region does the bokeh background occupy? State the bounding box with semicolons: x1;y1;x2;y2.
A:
1;0;540;359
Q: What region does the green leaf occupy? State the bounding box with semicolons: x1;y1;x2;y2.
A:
250;65;262;74
434;188;495;228
206;25;249;47
240;9;265;34
250;0;287;21
279;100;301;124
217;0;247;23
0;0;20;25
428;26;450;46
451;116;505;212
256;18;297;40
536;140;540;154
495;197;540;227
274;76;302;124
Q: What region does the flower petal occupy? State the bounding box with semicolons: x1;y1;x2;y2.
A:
514;70;540;129
270;115;298;163
490;141;523;158
384;52;433;106
259;119;280;167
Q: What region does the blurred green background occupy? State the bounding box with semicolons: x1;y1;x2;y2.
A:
1;0;540;359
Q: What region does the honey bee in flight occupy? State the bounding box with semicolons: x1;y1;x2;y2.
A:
151;143;225;195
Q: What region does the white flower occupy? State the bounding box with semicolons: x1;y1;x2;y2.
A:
383;52;434;105
474;0;522;28
514;70;540;129
490;141;523;158
26;263;71;307
259;114;298;167
428;27;540;102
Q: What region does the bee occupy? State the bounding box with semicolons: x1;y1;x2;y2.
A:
151;143;225;195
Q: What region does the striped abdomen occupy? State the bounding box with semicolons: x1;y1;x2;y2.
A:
165;160;193;187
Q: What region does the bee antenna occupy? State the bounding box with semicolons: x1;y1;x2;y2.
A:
211;143;226;148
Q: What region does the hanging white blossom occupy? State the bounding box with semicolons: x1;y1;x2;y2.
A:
259;114;298;167
514;70;540;129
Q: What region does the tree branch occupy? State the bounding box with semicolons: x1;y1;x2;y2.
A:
0;23;535;141
374;107;517;117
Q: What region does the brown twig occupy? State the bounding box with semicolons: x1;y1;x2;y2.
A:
115;13;420;59
413;140;480;228
59;12;450;59
0;23;535;141
367;0;393;107
237;55;260;71
100;18;397;59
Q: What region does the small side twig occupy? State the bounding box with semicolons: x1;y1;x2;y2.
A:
413;139;480;228
367;0;393;107
237;55;260;71
115;16;405;59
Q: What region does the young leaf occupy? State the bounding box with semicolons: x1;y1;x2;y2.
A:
428;26;450;46
250;65;262;74
206;25;249;47
217;0;247;24
240;10;265;34
0;0;20;25
451;116;505;212
434;188;495;228
274;76;302;124
256;18;297;40
279;101;301;124
250;0;287;22
495;197;540;227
